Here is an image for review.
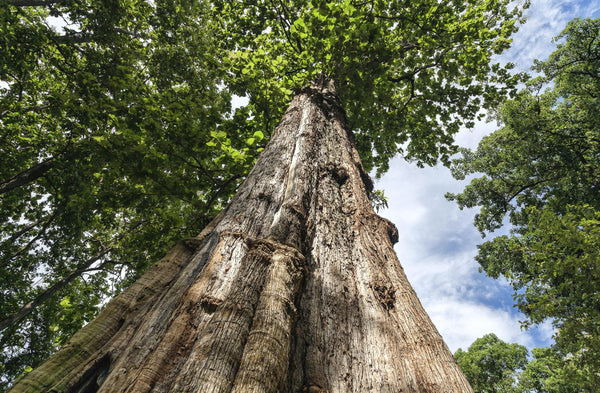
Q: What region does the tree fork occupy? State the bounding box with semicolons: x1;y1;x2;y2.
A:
11;82;473;392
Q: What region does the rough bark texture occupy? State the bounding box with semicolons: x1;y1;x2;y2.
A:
11;82;473;393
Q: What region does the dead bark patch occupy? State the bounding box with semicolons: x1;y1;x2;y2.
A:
199;295;223;313
371;281;396;310
323;162;349;185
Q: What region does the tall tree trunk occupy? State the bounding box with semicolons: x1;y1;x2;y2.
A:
11;82;473;393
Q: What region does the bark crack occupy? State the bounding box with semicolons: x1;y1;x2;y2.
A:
270;99;312;234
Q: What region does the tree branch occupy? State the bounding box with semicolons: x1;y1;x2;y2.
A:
0;221;147;332
1;213;51;247
0;158;54;195
5;210;59;262
1;0;65;6
0;248;112;332
53;28;144;44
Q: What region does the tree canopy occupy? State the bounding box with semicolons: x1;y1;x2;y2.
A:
447;17;600;390
454;333;528;393
218;0;527;172
1;0;529;389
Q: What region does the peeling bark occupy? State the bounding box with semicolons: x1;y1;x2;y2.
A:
11;82;473;392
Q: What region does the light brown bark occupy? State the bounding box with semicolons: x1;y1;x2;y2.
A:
10;82;473;393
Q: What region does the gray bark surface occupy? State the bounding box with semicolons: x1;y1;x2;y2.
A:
11;82;473;393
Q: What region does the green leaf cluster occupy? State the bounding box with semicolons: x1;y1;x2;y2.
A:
455;333;528;393
447;18;600;389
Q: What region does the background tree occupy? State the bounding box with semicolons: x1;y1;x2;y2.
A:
519;346;594;393
454;334;528;393
447;18;600;390
2;0;530;390
456;335;592;393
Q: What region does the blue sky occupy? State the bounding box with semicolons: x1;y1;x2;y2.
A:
378;0;600;353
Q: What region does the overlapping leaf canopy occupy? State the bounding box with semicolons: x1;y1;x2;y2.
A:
0;0;528;389
218;0;526;172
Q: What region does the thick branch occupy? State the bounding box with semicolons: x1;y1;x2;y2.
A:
0;158;54;195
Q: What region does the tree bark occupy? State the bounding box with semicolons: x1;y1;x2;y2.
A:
10;82;473;392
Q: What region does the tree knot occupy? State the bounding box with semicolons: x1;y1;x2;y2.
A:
324;162;349;185
371;280;396;310
199;295;223;313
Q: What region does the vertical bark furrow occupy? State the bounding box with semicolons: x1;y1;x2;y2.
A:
95;233;223;393
168;240;275;393
231;245;304;393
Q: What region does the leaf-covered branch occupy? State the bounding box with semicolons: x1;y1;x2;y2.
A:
0;158;54;195
0;0;65;7
0;220;146;332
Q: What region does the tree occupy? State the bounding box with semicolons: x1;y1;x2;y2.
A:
1;0;255;386
456;335;591;393
8;78;473;393
519;347;593;393
454;334;528;393
3;0;529;391
447;18;600;390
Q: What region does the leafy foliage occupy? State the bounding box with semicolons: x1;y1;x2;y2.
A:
0;0;257;388
216;0;528;173
1;0;529;389
455;333;528;393
520;347;598;393
447;18;600;389
456;335;597;393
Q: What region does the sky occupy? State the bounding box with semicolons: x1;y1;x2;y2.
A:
377;0;600;353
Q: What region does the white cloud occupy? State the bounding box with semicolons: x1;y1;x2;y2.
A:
428;300;529;352
378;1;599;352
